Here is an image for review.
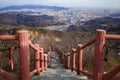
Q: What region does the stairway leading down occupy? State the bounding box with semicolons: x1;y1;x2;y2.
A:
31;52;88;80
48;52;65;69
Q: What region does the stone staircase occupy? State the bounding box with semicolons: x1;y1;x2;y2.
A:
48;52;65;69
31;52;88;80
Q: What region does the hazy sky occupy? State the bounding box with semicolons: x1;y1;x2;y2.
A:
0;0;120;8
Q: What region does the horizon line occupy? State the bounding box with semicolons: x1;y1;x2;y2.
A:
0;4;120;9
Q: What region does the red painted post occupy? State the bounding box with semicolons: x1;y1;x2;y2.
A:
70;53;72;69
34;44;40;74
47;53;49;63
93;29;106;80
46;55;48;69
39;52;41;68
18;30;30;80
44;54;45;70
66;52;70;69
71;48;76;72
9;46;14;70
77;44;83;75
40;48;44;72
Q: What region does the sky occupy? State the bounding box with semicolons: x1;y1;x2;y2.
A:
0;0;120;8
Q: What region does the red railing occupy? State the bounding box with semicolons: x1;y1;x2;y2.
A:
0;29;120;80
0;30;51;80
57;29;120;80
29;41;51;77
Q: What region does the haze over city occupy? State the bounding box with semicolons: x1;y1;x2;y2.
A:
0;0;120;8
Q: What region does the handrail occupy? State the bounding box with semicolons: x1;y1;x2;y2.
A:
77;38;95;51
80;70;93;77
0;35;17;40
29;45;51;76
0;30;51;80
67;38;95;56
0;29;120;80
70;37;95;73
106;34;120;40
58;29;120;80
0;68;19;80
29;41;38;51
28;41;51;75
30;68;42;77
102;64;120;80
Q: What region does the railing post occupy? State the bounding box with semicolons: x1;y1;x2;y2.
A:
18;30;30;80
77;44;83;75
40;48;44;72
66;52;70;69
93;29;106;80
9;46;14;70
34;44;40;74
71;48;76;72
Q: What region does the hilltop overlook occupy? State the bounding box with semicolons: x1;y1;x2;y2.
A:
0;4;120;80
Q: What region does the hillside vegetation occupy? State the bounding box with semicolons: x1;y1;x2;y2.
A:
0;27;119;74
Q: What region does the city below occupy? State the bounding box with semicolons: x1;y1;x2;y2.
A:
0;5;120;31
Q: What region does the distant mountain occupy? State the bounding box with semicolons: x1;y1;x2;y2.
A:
0;5;68;11
0;13;65;27
66;16;120;33
109;13;120;18
85;17;120;26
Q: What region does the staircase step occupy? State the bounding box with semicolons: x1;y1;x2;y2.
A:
31;52;88;80
48;52;65;69
31;68;88;80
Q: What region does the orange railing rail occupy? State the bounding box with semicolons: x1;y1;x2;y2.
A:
0;29;120;80
57;29;120;80
29;41;51;77
0;30;51;80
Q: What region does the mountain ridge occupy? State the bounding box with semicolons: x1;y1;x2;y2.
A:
0;4;69;11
